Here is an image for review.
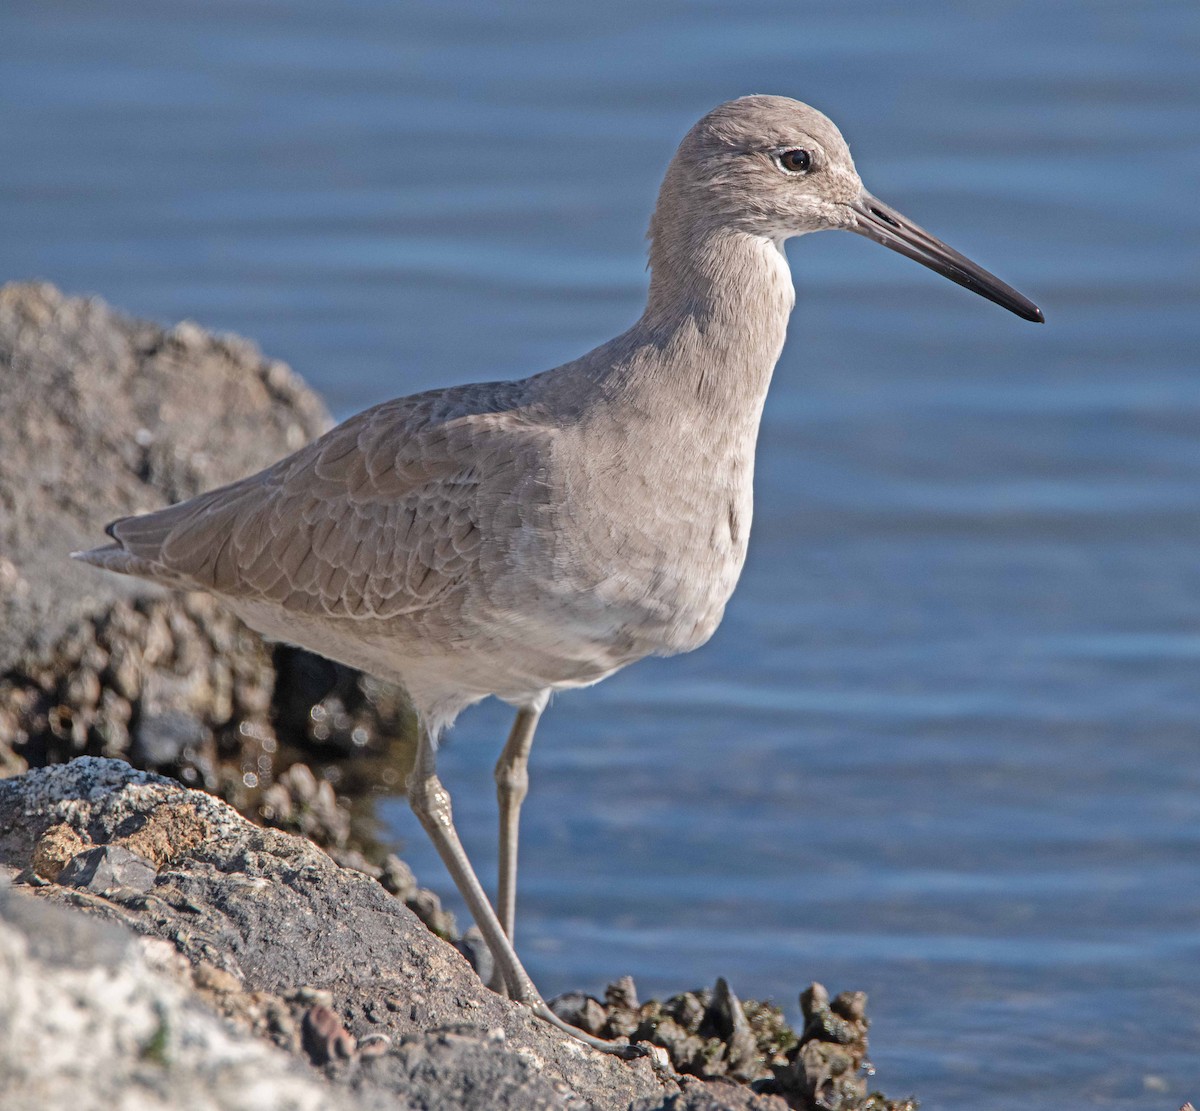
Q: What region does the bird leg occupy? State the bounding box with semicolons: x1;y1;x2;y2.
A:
494;703;542;943
407;725;650;1060
487;703;542;996
407;726;541;1004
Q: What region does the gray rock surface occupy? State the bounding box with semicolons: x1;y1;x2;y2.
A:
0;757;791;1110
0;881;368;1111
0;281;330;670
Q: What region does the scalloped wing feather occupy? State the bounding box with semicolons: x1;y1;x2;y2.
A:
105;385;542;620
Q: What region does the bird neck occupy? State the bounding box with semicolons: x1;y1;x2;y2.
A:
597;226;796;433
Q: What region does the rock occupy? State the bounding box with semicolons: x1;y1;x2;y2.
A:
550;991;610;1038
131;707;210;768
29;821;87;881
377;1026;582;1111
0;879;370;1111
549;975;914;1111
608;974;641;1011
634;1078;791;1111
302;1002;361;1066
0;282;416;865
3;757;795;1110
453;925;495;987
57;843;157;894
259;761;352;848
770;983;917;1111
706;979;761;1082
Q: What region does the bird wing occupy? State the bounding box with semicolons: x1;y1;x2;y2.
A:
100;385;540;620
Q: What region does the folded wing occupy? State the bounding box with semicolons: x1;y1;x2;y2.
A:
78;386;537;621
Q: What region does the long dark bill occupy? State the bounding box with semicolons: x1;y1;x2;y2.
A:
850;193;1044;323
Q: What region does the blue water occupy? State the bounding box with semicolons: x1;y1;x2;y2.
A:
3;2;1199;1106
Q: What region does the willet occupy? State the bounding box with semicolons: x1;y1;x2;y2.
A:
75;96;1042;1052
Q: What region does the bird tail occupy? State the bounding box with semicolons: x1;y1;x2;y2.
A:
71;481;255;589
70;537;195;590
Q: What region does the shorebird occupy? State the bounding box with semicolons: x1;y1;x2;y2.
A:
76;96;1042;1052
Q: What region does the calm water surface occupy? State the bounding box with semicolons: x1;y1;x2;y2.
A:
3;2;1199;1106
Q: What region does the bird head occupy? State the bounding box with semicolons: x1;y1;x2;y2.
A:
653;95;1043;322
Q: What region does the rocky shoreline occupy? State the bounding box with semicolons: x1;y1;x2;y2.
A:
0;283;916;1109
0;759;913;1110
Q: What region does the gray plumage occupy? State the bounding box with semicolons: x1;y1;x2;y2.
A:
76;96;1041;1050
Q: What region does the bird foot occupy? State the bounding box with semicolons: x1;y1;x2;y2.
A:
532;1001;671;1066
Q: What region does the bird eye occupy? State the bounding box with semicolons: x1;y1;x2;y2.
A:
776;148;812;174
